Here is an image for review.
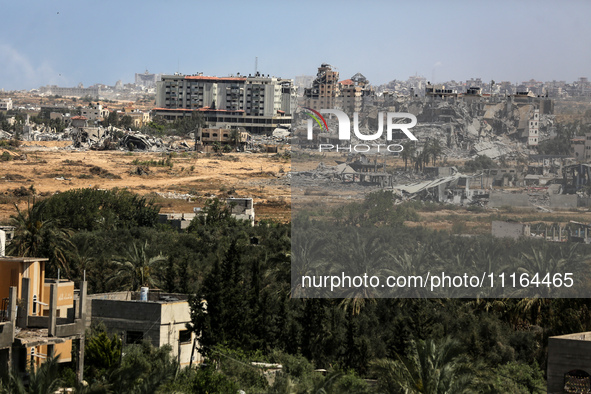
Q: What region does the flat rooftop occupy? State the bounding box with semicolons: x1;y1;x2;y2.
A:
550;331;591;341
0;257;49;263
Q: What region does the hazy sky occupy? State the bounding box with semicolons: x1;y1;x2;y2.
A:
1;0;590;90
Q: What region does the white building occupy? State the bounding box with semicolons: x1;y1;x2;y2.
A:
528;108;540;146
154;72;295;134
0;98;12;111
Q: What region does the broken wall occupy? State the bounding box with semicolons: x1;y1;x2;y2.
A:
549;194;578;209
491;221;530;239
488;192;531;208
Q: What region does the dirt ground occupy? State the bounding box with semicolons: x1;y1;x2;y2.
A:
0;141;291;223
3;142;590;231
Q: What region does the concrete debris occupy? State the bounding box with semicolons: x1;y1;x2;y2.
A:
121;133;152;150
155;192;197;200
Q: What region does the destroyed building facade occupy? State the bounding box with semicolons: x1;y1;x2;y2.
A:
303;64;374;115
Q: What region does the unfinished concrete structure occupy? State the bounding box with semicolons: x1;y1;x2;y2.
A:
547;331;591;393
88;291;201;367
569;221;591;243
0;256;86;381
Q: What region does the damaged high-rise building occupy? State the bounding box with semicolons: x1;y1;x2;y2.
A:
303;64;375;114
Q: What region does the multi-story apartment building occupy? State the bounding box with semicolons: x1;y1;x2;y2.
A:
154;72;295;134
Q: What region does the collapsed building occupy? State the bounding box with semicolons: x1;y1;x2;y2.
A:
392;172;488;205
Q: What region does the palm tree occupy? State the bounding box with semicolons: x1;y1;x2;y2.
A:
370;337;472;394
8;201;74;277
0;355;62;394
230;128;242;151
290;231;325;298
107;241;167;291
330;230;388;315
429;140;443;165
67;237;96;281
401;142;416;171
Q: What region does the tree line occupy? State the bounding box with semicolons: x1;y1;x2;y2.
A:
3;188;589;392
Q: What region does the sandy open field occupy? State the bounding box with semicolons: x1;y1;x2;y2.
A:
0;141;292;223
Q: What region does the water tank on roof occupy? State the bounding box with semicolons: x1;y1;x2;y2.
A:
140;287;149;302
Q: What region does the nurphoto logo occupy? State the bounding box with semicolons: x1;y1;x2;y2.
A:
303;107;418;152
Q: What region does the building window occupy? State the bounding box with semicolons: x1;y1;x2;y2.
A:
126;331;144;344
179;330;191;344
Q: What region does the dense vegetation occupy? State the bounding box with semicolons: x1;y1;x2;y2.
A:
2;188;590;392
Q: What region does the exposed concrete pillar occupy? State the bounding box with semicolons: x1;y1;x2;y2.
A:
79;280;87;322
77;280;87;382
8;287;16;342
17;278;30;328
48;283;57;337
77;336;85;382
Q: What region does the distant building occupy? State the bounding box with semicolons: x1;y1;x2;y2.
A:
571;133;591;161
303;66;374;114
158;198;256;230
0;98;12;111
70;115;88;128
195;127;251;151
339;73;371;114
135;70;161;88
81;104;109;122
425;83;459;99
294;75;314;96
304;64;340;109
528;109;540;146
120;107;151;128
39;84;100;98
227;197;255;226
154;72;295;134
